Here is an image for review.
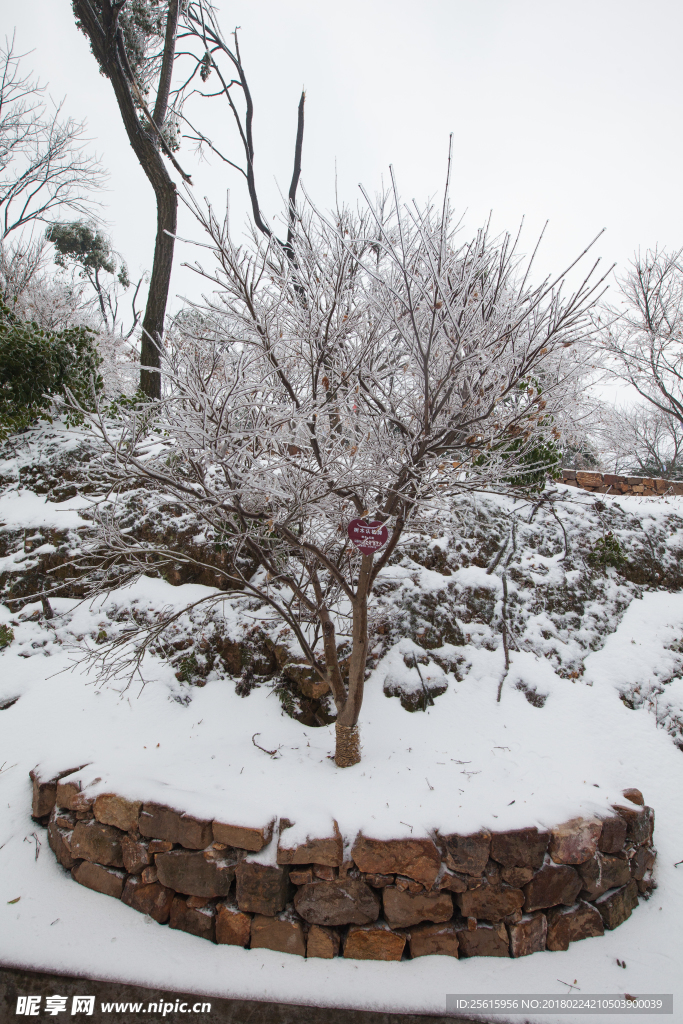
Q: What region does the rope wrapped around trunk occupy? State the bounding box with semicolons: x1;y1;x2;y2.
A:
335;723;360;767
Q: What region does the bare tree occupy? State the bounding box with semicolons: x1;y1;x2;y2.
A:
73;169;604;768
175;0;305;251
600;248;683;428
0;35;106;243
72;0;189;399
597;402;683;479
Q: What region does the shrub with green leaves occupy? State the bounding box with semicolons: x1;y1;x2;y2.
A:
588;531;627;571
0;301;103;439
0;624;14;649
473;433;562;492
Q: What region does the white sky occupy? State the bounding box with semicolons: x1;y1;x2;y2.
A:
6;0;683;318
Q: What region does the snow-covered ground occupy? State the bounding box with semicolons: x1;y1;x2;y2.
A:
1;431;683;1021
0;585;682;1020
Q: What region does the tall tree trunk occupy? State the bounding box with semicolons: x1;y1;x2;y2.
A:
139;183;176;397
335;552;373;767
72;0;182;400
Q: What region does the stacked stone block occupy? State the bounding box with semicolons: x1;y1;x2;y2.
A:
32;769;656;962
562;469;683;496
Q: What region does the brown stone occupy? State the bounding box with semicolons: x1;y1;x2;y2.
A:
278;827;343;867
212;820;273;853
598;816;628;854
351;835;441;888
363;872;394;888
595;880;638;930
456;921;509;958
578;853;630;899
121;876;174;923
54;810;76;830
93;794;141;833
395;876;424;893
306;924;340;959
501;865;534;887
141;865;158;884
491;828;549;869
612;805;654;846
439;831;491;876
546;900;604;950
250;912;306;957
216;900;251;947
549;818;602;865
186;896;210;908
70;820;124;868
622;788;644;806
31;779;56;819
56;777;93;812
313;864;337;881
343;925;405;961
630;846;656;881
637;874;654;894
47;819;76;870
30;770;58;819
156;849;236;898
120;835;152;875
576;471;604;487
457;885;524;922
294;878;380;926
523;864;582;912
235;861;290;916
483;859;501;885
437;870;468;894
139;803;212;850
148;840;174;854
383;887;452;928
301;678;331;699
169;896;216;941
408;922;459;958
289;869;313;885
509;913;547;957
72;861;126;898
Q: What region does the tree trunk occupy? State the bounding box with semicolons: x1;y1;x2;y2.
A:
72;0;180;401
139;184;176;397
335;552;373;767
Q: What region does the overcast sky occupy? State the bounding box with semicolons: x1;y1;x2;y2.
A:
6;0;683;317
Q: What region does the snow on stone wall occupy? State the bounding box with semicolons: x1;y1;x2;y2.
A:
32;769;656;963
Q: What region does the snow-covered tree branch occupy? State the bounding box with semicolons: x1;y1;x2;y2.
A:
600;248;683;428
0;36;106;242
74;174;605;767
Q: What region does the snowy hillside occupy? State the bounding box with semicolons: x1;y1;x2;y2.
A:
1;424;682;1021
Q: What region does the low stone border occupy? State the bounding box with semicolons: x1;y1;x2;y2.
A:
31;769;656;961
562;469;683;496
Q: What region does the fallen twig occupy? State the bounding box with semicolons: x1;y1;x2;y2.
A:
251;732;278;757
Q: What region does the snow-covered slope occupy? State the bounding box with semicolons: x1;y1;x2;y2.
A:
1;426;683;1020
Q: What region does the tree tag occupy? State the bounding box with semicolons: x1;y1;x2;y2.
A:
347;519;388;555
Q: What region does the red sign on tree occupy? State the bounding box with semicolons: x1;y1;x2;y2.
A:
347;519;389;555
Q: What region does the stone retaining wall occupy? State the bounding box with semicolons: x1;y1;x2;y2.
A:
31;769;656;962
562;469;683;496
